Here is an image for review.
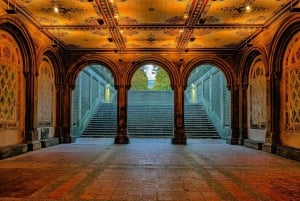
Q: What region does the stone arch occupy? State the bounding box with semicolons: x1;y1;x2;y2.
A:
269;15;300;148
125;55;177;89
247;55;267;141
0;18;37;143
66;55;120;89
36;56;56;134
0;18;36;73
182;56;236;89
279;31;300;148
37;48;64;87
240;47;268;86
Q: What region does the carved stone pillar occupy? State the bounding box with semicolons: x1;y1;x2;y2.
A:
61;84;74;143
239;83;248;145
115;85;129;144
263;72;279;153
226;84;240;145
55;83;64;143
172;84;186;144
24;71;41;151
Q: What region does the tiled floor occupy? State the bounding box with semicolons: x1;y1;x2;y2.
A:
0;138;299;201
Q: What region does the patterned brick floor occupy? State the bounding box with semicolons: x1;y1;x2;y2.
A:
0;138;299;201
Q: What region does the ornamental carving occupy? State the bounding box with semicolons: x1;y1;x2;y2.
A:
249;56;266;129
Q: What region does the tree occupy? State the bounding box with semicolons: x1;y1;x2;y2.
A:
131;69;148;90
153;68;171;90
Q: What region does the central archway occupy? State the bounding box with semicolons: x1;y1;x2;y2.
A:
128;63;174;138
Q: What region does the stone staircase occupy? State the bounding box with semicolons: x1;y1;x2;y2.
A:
81;103;117;137
81;91;219;138
128;104;173;137
184;104;220;139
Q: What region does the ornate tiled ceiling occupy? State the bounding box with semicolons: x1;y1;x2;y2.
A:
5;0;291;52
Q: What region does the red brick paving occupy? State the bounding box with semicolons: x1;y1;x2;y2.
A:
0;138;299;201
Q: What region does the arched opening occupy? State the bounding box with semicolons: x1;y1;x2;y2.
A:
128;63;174;138
36;56;57;140
247;55;267;142
280;31;300;148
185;65;231;139
71;64;117;138
0;29;25;147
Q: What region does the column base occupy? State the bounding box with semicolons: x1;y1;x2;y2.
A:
226;137;239;145
171;136;187;145
262;143;277;154
115;135;129;144
27;140;42;151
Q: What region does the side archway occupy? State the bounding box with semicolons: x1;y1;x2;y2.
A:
0;18;37;146
269;16;300;150
182;56;239;143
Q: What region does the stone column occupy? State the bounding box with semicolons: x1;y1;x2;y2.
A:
226;84;240;145
55;83;64;143
172;84;186;144
239;83;248;145
61;84;74;143
24;71;42;151
263;72;279;153
115;85;129;144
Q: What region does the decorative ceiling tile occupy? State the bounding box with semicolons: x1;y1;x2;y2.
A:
186;28;258;49
4;0;291;51
204;0;289;25
49;28;115;49
112;0;191;25
123;29;179;49
18;0;102;25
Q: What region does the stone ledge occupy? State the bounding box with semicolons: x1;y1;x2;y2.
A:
27;141;42;151
244;139;263;150
277;146;300;162
41;138;59;148
0;144;28;159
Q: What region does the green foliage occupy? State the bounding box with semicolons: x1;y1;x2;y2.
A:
131;69;148;90
153;68;171;90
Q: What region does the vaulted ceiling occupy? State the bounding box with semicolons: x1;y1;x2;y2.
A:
1;0;293;53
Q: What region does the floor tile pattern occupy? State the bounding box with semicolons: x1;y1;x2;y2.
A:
0;138;299;201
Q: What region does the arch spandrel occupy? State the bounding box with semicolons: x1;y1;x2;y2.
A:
240;47;268;87
182;56;237;89
66;55;120;89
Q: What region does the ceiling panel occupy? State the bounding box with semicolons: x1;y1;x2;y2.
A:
186;28;258;49
204;0;289;25
123;28;180;49
112;0;191;25
49;28;115;49
18;0;102;26
2;0;291;51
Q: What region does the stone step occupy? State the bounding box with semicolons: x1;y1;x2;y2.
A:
82;91;219;139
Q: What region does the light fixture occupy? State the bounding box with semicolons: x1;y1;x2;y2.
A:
183;13;189;19
245;4;251;12
6;0;17;14
53;5;59;13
